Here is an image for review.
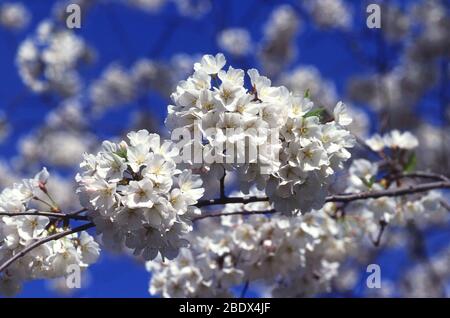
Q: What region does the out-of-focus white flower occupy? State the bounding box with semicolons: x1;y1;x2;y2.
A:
303;0;352;30
259;5;300;77
383;130;419;150
0;2;30;31
366;134;385;152
217;28;252;57
367;130;419;152
16;20;91;96
127;0;167;13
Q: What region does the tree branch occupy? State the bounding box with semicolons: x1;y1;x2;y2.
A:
194;180;450;220
195;196;269;208
0;222;95;274
390;171;450;182
326;181;450;203
440;200;450;212
0;211;88;221
193;209;276;222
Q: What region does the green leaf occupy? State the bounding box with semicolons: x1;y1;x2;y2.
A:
359;176;375;188
115;147;128;159
304;88;311;99
404;152;417;172
304;107;325;119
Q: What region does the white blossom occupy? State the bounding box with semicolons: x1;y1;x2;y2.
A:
76;130;204;260
0;169;99;297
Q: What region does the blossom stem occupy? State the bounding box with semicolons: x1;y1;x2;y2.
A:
220;172;226;199
240;280;250;298
371;220;388;247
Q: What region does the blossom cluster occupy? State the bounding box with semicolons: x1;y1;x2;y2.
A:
148;189;343;298
217;28;252;57
303;0;352;30
259;5;300;77
279;65;370;138
88;59;171;115
0;169;99;297
366;130;419;152
347;0;450;174
17;99;96;169
147;133;448;297
76;130;204;260
342;158;447;227
167;53;355;214
16;20;92;96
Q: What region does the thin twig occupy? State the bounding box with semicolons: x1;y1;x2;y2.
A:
219;172;226;199
390;172;450;182
195;196;269;208
240;280;250;298
66;208;88;216
371;220;387;247
0;222;95;274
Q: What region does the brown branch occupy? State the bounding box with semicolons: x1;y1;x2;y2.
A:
326;181;450;203
194;180;450;220
0;211;88;221
193;209;276;222
196;180;450;208
390;172;450;182
0;222;95;274
195;196;269;208
440;200;450;212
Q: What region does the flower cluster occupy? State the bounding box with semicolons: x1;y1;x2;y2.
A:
348;0;450;169
366;130;419;152
0;169;99;297
17;99;96;169
342;158;447;227
167;53;355;214
303;0;352;30
259;5;300;77
88;59;172;115
76;130;204;260
279;65;370;138
16;20;92;96
148;189;345;297
147;139;448;297
217;28;252;57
